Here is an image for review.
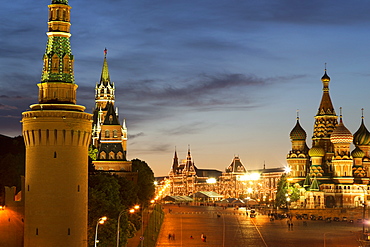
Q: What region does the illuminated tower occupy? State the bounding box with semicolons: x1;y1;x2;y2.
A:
21;1;92;246
287;113;309;182
330;111;354;183
353;111;370;179
311;69;338;174
92;50;127;156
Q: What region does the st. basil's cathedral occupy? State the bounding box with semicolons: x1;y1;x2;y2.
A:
287;69;370;208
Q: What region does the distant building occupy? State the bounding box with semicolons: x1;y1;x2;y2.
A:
167;148;284;204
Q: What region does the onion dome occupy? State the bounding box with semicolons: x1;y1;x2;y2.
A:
353;114;370;146
330;115;353;144
321;70;330;82
290;118;307;140
351;146;365;158
309;145;325;157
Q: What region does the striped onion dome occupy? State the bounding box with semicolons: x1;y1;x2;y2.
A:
309;145;325;157
351;146;365;158
330;116;353;144
290;118;307;140
353;118;370;146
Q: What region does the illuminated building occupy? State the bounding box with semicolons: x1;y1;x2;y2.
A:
287;69;370;208
167;149;284;204
21;0;92;246
91;51;136;181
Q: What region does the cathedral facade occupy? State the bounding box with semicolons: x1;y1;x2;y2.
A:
287;70;370;208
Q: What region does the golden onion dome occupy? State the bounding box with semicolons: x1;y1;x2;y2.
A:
289;119;307;140
321;70;330;82
330;117;353;144
309;145;325;157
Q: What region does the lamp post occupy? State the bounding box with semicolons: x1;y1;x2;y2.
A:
117;207;138;247
95;216;107;247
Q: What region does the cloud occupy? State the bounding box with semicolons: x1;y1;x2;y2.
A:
0;104;18;110
128;132;145;139
161;122;209;136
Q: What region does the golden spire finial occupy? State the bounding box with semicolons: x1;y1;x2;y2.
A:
362;108;364;120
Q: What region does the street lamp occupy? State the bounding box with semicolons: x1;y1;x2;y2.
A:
117;207;138;247
95;216;107;247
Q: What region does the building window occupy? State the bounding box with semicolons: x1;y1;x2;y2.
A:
113;130;118;138
105;130;110;138
68;228;70;235
36;228;39;236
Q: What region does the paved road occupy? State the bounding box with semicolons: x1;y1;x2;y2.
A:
0;207;23;247
156;205;363;247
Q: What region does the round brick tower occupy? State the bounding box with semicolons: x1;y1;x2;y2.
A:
22;1;92;246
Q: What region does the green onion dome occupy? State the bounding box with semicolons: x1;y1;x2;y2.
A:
289;119;307;140
351;146;365;159
353;118;370;146
330;117;353;144
309;145;325;157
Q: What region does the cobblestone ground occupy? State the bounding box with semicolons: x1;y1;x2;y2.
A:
156;205;363;247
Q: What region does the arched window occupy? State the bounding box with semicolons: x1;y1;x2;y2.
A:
105;130;110;138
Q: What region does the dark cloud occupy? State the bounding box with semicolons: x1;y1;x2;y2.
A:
128;132;145;139
161;122;209;136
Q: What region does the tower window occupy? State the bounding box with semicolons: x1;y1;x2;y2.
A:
54;152;57;158
113;130;118;138
77;185;80;192
105;130;110;138
36;228;39;236
68;228;70;235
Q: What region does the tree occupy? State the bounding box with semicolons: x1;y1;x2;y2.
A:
275;174;300;208
131;159;155;207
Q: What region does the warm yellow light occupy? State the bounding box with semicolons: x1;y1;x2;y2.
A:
284;166;292;173
129;208;135;213
150;200;155;204
101;216;107;221
247;188;253;193
134;205;140;210
206;178;217;184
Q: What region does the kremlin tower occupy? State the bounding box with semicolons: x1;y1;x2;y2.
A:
91;50;135;180
21;0;92;246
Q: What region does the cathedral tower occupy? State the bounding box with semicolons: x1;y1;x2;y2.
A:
21;1;92;246
330;112;354;183
287;114;309;182
311;69;338;175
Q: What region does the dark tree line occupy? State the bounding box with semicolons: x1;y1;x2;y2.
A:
87;159;155;247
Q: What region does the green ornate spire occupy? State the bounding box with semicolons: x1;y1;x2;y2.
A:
41;1;74;84
309;176;320;191
37;0;78;105
100;48;111;86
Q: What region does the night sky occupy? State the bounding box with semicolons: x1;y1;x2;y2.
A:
2;0;370;176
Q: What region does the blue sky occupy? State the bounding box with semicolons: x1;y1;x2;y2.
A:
2;0;370;176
